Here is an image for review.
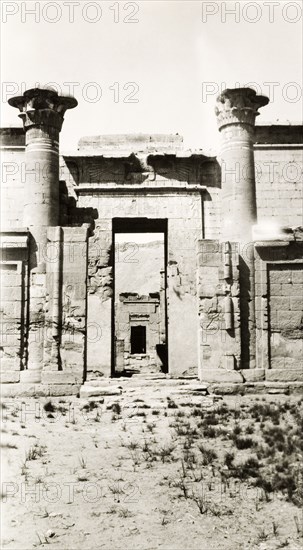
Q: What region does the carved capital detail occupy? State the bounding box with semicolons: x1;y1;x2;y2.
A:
8;88;77;132
18;109;64;132
215;88;269;130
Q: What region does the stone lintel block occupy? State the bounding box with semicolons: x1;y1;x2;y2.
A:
290;297;303;310
1;302;22;318
0;358;21;371
1;287;22;301
271;297;290;310
80;386;122;398
198;253;221;268
0;383;80;397
48;384;81;396
0;383;46;397
42;363;62;371
32;274;47;286
200;369;244;383
41;372;84;384
202;267;219;281
0;335;21;347
241;369;265;382
1;275;22;287
61;333;85;348
270;270;295;284
206;383;244;395
291;271;303;284
281;283;302;296
266;369;303;382
197;239;220;252
61;366;84;376
62;261;87;275
222;355;236;370
176;384;208;395
47;227;62;242
30;286;46;298
199;284;217;297
95;219;112;231
63;227;88;242
0;371;20;383
20;370;42;383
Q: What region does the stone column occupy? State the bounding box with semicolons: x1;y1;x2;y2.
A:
215;88;268;369
9;88;77;382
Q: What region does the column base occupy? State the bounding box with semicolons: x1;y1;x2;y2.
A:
20;369;42;383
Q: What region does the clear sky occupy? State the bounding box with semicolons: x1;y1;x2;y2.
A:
1;1;302;154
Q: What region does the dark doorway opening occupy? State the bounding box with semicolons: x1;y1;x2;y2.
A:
112;218;168;376
131;326;146;354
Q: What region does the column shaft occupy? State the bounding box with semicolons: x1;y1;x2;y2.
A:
215;88;269;369
9;88;77;381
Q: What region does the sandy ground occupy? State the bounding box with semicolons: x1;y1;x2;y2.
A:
1;386;303;550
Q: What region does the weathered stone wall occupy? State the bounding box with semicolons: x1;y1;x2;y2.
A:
255;235;303;382
198;240;242;381
254;125;302;227
0;129;25;229
0;233;29;383
78;191;202;378
203;187;221;240
269;265;303;369
116;293;162;372
87;219;113;378
255;147;303;227
1;113;302;389
41;226;88;390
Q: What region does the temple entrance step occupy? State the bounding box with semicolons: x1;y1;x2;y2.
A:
80;377;209;399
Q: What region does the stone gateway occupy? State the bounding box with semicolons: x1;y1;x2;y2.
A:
1;86;302;395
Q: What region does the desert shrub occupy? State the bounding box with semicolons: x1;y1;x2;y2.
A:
82;401;98;412
198;444;217;465
245;424;254;434
233;436;255;450
43;401;56;413
111;402;121;415
204;413;219;426
232;424;242;437
254;476;273;493
203;426;217;438
224;451;235;469
249;403;280;424
272;473;297;500
215;427;230;439
215;404;229;416
158;444;176;463
234;456;259;480
192;408;204;417
26;444;46;461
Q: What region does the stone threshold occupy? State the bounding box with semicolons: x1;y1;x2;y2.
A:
1;379;303;398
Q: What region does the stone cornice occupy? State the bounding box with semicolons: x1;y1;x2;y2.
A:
0;229;30;249
215;88;269;131
75;184;207;194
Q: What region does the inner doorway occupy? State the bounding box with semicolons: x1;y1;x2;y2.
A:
131;326;146;354
112;218;168;376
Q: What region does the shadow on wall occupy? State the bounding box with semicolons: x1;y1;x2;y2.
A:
59;181;98;228
63;156;221;187
239;256;251;369
156;344;168;373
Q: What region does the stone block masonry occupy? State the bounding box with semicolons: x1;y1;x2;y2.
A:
0;86;302;394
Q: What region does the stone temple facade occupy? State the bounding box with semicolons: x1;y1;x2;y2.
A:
0;86;302;395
